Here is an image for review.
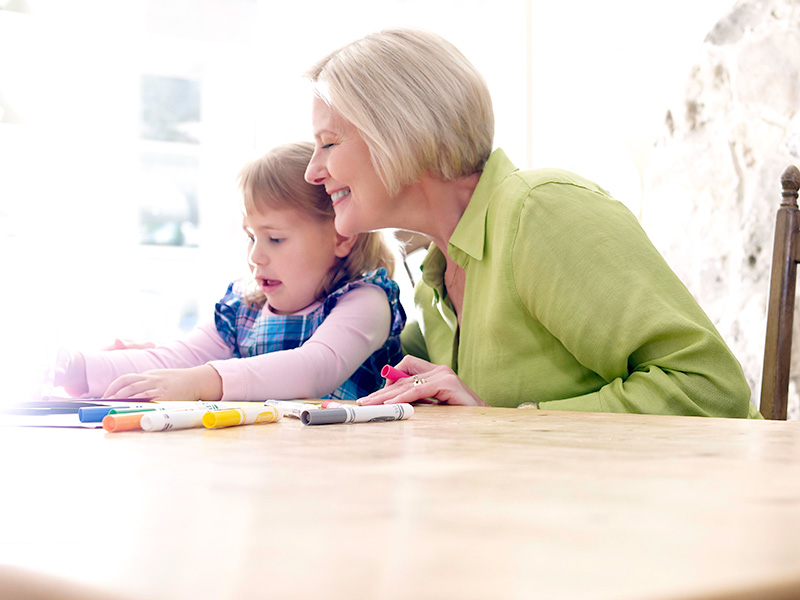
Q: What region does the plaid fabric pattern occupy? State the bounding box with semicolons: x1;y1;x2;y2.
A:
214;268;406;400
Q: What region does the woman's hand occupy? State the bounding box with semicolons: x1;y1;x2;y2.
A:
358;356;487;406
103;365;223;402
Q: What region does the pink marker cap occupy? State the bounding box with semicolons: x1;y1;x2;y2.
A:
381;364;410;384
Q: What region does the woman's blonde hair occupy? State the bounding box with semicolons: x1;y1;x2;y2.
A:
238;142;395;308
307;28;494;196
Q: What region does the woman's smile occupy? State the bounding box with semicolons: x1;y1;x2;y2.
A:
330;188;351;208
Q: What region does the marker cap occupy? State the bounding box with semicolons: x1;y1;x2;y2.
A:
202;409;242;429
380;365;409;384
78;406;117;423
301;407;347;425
102;412;144;433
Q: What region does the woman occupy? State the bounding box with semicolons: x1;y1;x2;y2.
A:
304;28;758;417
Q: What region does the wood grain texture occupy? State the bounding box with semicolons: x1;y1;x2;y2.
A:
1;406;799;600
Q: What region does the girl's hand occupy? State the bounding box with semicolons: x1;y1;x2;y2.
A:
103;365;223;402
358;356;488;407
52;350;89;397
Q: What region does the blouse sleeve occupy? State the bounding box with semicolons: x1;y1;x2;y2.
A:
208;284;391;401
513;181;753;417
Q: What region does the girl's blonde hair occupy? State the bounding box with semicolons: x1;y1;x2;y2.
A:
307;28;494;196
238;142;395;308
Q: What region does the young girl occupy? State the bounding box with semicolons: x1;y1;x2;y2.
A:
54;142;406;402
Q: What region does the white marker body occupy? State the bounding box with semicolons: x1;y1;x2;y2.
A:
141;406;217;432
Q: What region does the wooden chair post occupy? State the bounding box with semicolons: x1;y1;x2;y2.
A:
761;165;800;419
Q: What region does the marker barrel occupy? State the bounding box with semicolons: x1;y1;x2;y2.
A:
140;407;216;432
109;402;219;415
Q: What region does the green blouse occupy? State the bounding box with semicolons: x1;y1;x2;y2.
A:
402;149;758;418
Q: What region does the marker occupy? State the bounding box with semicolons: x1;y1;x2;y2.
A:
102;412;146;433
381;365;410;384
263;400;321;419
109;407;159;415
140;405;221;432
109;402;217;415
301;403;414;426
202;405;281;429
321;400;345;408
79;404;152;423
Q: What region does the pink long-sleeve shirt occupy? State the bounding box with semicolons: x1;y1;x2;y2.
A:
82;285;391;401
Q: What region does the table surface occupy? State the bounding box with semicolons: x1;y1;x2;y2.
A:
2;405;800;600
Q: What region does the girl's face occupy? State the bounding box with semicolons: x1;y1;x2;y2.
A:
305;96;399;237
244;205;353;314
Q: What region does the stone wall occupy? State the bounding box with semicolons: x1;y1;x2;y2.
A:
641;0;800;419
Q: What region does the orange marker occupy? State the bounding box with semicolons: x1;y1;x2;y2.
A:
102;412;145;433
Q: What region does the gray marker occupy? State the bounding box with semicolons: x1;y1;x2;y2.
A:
300;403;414;426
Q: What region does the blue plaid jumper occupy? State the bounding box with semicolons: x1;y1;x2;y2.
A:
214;268;406;400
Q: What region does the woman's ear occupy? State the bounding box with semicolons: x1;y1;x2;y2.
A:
334;233;358;258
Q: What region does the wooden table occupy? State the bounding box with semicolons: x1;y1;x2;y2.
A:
1;406;800;600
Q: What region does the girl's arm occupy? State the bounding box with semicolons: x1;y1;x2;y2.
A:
208;284;391;401
80;324;234;397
